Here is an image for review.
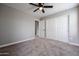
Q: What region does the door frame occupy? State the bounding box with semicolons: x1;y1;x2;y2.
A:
35;20;39;37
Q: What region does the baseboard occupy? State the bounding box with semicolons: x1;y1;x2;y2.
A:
0;36;35;48
0;37;79;48
67;42;79;46
41;37;79;46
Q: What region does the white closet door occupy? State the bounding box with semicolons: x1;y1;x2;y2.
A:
39;20;45;38
55;15;68;42
46;18;56;39
46;15;68;42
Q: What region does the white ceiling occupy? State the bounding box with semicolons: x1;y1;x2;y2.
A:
4;3;78;19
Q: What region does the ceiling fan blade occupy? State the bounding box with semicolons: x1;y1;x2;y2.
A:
44;6;53;8
33;8;39;12
29;3;38;7
42;9;45;13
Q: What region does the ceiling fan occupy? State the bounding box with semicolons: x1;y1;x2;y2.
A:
29;3;53;13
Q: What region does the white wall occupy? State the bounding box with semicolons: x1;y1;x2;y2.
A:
0;4;35;45
39;7;79;44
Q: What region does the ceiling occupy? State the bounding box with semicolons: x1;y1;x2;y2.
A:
4;3;78;19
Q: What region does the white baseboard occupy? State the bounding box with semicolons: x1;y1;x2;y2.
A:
67;42;79;46
42;37;79;47
0;37;79;48
0;37;35;48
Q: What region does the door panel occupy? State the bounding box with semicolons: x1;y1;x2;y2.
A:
39;20;45;38
55;15;68;42
46;15;68;42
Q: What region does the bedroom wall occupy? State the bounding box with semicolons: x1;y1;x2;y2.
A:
0;4;35;45
39;7;79;44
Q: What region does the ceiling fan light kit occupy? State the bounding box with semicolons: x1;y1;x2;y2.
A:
39;7;43;11
29;3;53;13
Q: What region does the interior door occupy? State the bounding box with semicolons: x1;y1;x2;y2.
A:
55;15;68;42
35;21;39;36
39;20;45;38
46;15;68;42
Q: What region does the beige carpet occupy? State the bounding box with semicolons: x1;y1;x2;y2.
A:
0;37;79;56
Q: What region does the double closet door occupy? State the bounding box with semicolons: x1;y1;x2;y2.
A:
39;15;69;42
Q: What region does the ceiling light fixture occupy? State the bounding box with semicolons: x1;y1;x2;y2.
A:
29;3;53;13
39;7;43;11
